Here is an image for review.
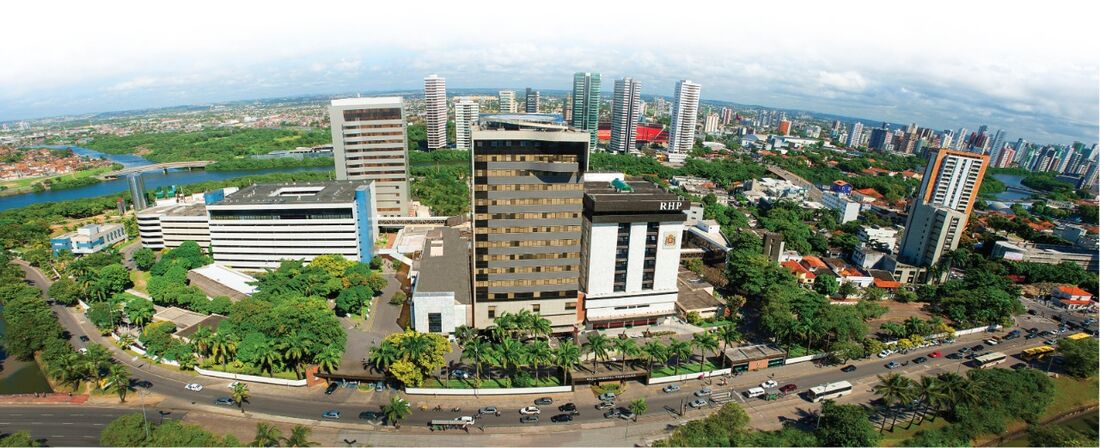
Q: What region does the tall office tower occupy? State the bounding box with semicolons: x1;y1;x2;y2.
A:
831;120;842;132
1080;161;1098;191
898;149;988;269
988;128;1006;156
469;125;590;330
571;72;601;147
995;147;1016;168
705;113;720;133
667;80;701;162
954;128;969;150
524;88;540;113
869;126;890;151
423;75;447;150
940;130;954;150
1063;150;1083;174
454;98;480;150
127;174;148;211
720;107;733;125
610;77;641;153
329;97;410;216
562;96;573;123
776;119;791;136
848;122;864;147
498;90;517;113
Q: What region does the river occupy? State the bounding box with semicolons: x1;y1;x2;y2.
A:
991;174;1037;202
0;308;53;395
0;146;330;212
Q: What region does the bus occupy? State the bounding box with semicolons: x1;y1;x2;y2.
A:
806;381;853;403
1064;332;1090;342
1021;345;1055;360
974;352;1007;368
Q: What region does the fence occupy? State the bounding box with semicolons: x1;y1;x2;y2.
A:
647;368;732;385
194;367;308;387
784;352;830;365
405;385;573;396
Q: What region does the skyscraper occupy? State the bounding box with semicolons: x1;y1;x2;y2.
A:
470;123;589;330
454;98;479;150
424;75;447;150
848;122;863;147
329;97;410;216
954;128;969;150
128;174;147;211
988;129;1006;156
869;125;890;151
571;72;601;147
668;80;701;162
610;77;641;153
498;90;517;113
777;119;791;136
524;88;540;113
720;107;733;125
898;149;988;269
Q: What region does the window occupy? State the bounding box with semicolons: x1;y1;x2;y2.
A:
487;306;496;319
428;313;442;333
565;302;577;310
532;304;540;313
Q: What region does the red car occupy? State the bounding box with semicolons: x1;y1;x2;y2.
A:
779;384;798;393
929;351;942;358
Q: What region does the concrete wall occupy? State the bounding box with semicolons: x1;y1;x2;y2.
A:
194;367;308;387
405;385;573;396
647;368;731;385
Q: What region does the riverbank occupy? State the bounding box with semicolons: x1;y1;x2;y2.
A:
0;165;121;197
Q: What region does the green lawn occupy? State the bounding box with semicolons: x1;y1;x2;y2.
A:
880;414;950;446
650;361;721;378
0;165;115;193
424;376;563;389
200;363;300;381
1044;375;1099;420
130;271;151;293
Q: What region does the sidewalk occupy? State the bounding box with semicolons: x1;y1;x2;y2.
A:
0;393;89;405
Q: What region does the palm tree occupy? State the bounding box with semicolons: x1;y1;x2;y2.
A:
254;343;283;376
527;340;553;383
280;425;317;447
494;337;527;377
910;375;939;427
210;332;237;368
873;373;915;433
935;372;977;418
117;334;136;350
48;352;85;391
314;347;341;375
923;377;953;423
667;340;692;377
232;382;250;414
461;338;489;385
513;309;536;338
279;336;307;378
83;344;112;388
628;399;648;422
190;326;214;359
716;325;741;366
583;333;611;370
530;315;552;341
554;341;581;384
251;422;282;447
691;332;719;373
399;333;432;362
383;395;411;428
613;338;639;372
106;364;130;402
453;325;478;348
368;341;399;371
640;341;667;373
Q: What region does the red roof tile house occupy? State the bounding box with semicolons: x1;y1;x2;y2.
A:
799;255;828;271
781;260;816;285
1053;285;1095;310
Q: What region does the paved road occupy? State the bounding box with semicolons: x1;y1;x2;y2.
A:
1021;296;1098;334
0;406;183;446
11;258;1078;439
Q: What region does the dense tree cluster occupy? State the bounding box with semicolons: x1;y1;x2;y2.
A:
99;413;243;447
654;401;876;447
1057;337;1099;378
85;128;334;170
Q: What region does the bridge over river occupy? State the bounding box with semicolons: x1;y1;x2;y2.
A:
98;160;215;178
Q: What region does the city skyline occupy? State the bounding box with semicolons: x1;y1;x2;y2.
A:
1;1;1096;145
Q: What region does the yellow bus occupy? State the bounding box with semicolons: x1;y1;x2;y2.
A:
1065;332;1090;341
1021;345;1055;360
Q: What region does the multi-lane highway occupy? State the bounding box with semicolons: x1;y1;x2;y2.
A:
0;406;183;446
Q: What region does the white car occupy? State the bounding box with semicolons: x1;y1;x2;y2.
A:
984;339;999;345
689;399;708;408
519;406;541;415
760;380;778;389
454;416;475;424
877;350;891;358
185;383;204;392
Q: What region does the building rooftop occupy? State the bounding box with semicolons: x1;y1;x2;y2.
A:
330;96;403;107
723;344;787;363
189;264;257;297
584;178;688;213
413;227;472;305
213;181;370;206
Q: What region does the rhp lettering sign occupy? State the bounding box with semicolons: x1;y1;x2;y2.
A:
659;201;683;210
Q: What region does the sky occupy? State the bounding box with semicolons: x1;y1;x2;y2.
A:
1;0;1097;145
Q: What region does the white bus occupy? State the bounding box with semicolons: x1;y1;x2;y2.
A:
807;381;853;403
974;352;1007;369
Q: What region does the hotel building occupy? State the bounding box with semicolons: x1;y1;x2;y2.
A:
899;149;988;268
328;97;410;216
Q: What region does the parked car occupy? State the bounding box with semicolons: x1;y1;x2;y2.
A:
452;369;471;380
551;414;573;423
1025;333;1040;340
358;411;383;423
520;415;539;424
321;410;341;419
913;356;928;364
885;361;901;369
946;353;963;360
841;364;857;373
603;408;621;419
1027;309;1037;315
694;387;712;397
760;380;778;389
878;350;892;358
558;403;578;414
597;392;616;402
79;335;90;342
479;406;498;415
689;399;708;408
972;344;986;351
958;346;971;353
662;384;681;393
535;397;553;406
595;401;615;410
618;408;635;420
984;339;999;346
214;397;234;406
929;351;942;358
744;387;766;399
453;416;475;424
185;383;203;392
520;406;541;415
1011;363;1029;370
325;382;339;395
779;384;798;394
